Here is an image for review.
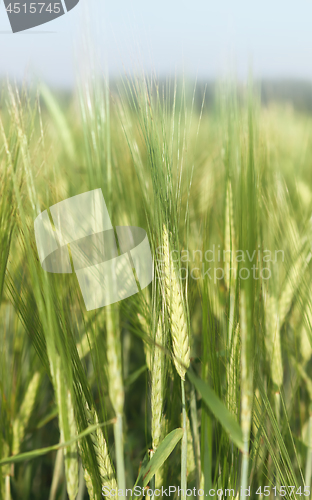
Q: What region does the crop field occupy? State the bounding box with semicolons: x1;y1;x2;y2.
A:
1;75;312;500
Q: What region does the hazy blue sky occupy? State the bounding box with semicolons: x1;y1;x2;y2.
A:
0;0;312;86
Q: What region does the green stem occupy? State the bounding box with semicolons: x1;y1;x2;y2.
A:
228;292;235;347
5;474;11;500
190;386;201;499
114;413;126;499
305;407;312;489
149;450;155;500
48;445;64;500
275;391;281;498
181;379;187;500
240;446;249;500
76;463;86;500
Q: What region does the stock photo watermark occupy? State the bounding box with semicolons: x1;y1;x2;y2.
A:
34;189;153;310
102;485;310;497
156;245;285;283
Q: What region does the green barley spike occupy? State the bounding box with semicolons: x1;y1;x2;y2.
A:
85;404;117;493
227;324;240;416
12;371;41;456
162;224;190;380
138;312;152;372
301;303;312;364
265;293;283;388
279;253;306;325
224;179;236;292
151;317;164;451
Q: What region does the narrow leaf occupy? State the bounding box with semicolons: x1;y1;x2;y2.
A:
0;419;115;467
188;371;244;451
125;365;147;387
140;428;183;486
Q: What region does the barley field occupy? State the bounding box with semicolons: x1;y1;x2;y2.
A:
1;75;312;500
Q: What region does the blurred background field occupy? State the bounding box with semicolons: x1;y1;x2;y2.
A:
1;76;312;499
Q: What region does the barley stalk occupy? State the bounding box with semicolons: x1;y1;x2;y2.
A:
190;386;201;498
65;395;79;500
106;305;124;417
106;305;125;498
180;378;187;500
55;360;79;500
185;411;196;479
305;405;312;489
240;290;252;500
1;441;11;500
4;475;11;500
293;362;312;488
149;315;165;492
48;446;64;500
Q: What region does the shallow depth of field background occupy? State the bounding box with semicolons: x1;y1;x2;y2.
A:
1;1;312;500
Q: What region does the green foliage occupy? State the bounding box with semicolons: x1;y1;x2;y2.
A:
1;75;312;499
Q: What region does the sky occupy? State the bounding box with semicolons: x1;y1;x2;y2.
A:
0;0;312;87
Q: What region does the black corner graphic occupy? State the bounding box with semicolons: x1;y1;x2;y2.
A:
64;0;80;12
3;0;80;33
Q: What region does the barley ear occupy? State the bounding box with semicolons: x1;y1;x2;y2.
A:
64;390;79;500
162;224;190;380
279;253;306;325
264;293;283;388
227;324;240;416
12;371;41;456
224;180;236;291
83;469;98;500
294;361;312;402
301;304;312;364
85;404;117;493
138;313;152;372
151;317;164;451
301;326;312;364
77;439;101;500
